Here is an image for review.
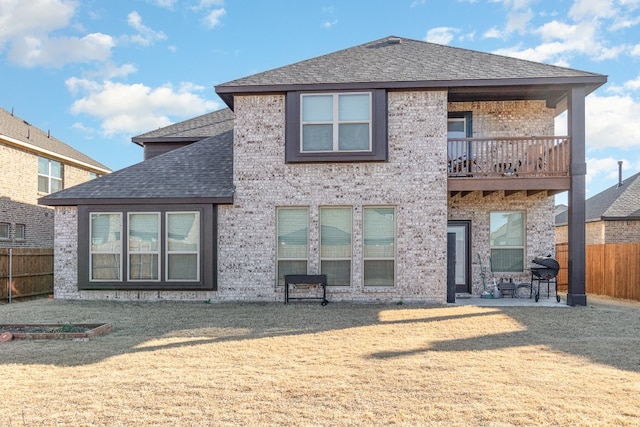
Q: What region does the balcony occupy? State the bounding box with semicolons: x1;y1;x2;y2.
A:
447;136;570;196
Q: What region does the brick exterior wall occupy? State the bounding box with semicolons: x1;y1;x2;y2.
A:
557;220;640;245
449;192;555;293
52;95;559;302
0;142;99;249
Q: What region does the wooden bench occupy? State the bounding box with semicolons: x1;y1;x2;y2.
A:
284;274;328;306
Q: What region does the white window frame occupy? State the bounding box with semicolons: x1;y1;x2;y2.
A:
89;213;123;282
14;224;25;241
300;92;372;153
166;211;200;282
38;157;63;194
363;206;396;287
490;211;526;273
320;206;353;286
127;212;161;282
0;223;9;240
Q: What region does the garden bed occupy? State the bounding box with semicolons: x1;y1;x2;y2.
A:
0;323;112;340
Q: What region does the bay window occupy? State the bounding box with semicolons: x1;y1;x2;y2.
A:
80;205;214;290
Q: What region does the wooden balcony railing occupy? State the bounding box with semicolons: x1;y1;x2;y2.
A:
447;136;570;179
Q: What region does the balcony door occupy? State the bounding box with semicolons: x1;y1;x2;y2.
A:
447;220;471;293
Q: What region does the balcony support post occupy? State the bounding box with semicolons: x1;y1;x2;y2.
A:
567;85;587;306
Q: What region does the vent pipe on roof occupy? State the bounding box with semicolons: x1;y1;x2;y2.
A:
387;37;401;44
618;160;623;188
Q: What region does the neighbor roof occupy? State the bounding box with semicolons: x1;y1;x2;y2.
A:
39;109;234;206
556;171;640;225
0;106;111;173
216;36;607;109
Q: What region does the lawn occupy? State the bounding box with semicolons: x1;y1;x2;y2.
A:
0;296;639;426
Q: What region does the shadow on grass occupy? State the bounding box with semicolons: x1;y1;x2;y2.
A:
0;298;638;373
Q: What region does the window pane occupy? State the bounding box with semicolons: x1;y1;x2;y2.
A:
364;260;394;287
50;160;62;178
364;208;395;258
277;260;307;286
15;224;25;240
490;212;524;247
168;254;198;280
339;94;369;121
302;95;333;121
277;208;308;258
302;124;333;151
129;213;159;251
38;176;49;193
0;223;9;239
491;249;524;272
50;178;63;193
91;214;121;251
38;157;49;175
130;254;159;280
447;119;466;138
91;254;120;280
320;208;351;257
321;260;351;286
338;124;370;151
168;213;199;251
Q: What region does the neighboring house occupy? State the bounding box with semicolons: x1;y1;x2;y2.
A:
40;36;606;305
556;170;640;244
1;107;111;248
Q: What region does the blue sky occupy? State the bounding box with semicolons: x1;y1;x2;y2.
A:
1;0;639;203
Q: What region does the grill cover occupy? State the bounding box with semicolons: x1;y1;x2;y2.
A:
532;257;559;271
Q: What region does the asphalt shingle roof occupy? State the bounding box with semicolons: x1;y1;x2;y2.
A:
0;106;111;172
556;171;640;225
132;108;234;142
216;35;605;91
40;109;234;205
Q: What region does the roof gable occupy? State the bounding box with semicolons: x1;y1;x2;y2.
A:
556;171;640;225
216;36;606;108
132;108;234;144
40;109;234;205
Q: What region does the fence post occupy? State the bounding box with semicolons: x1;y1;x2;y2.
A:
8;248;12;304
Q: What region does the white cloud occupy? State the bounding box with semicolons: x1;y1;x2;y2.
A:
203;8;226;28
322;19;338;29
66;78;219;135
425;27;459;45
484;27;504;39
0;0;75;45
569;0;617;21
584;94;640;150
148;0;179;8
125;11;167;46
0;0;115;67
193;0;224;10
8;32;114;67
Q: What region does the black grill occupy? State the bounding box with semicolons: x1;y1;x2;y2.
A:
529;257;561;302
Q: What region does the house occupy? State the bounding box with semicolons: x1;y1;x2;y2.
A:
1;106;111;248
39;36;606;305
556;169;640;244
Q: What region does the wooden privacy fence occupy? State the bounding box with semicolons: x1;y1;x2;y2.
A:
555;242;640;302
0;248;53;301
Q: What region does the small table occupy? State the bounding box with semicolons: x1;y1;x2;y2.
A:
284;274;328;306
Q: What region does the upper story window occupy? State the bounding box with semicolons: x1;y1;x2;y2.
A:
38;157;63;194
301;93;371;153
89;172;99;180
286;90;387;163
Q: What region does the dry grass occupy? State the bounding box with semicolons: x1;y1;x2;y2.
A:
0;296;639;426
